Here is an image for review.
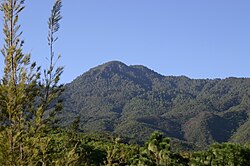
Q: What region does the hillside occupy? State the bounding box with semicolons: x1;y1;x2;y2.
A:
60;61;250;149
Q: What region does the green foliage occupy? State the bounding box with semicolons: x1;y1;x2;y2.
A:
0;0;249;165
61;61;250;149
190;143;250;165
0;0;71;164
130;131;189;166
106;139;140;166
0;0;39;164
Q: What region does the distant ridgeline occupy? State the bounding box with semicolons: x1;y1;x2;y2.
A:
59;61;250;150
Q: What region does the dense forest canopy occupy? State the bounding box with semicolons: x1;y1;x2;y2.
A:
0;0;250;165
60;60;250;149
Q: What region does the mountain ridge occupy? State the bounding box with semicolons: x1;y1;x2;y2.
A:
60;61;250;149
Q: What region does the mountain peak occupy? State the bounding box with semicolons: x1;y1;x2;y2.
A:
91;61;163;80
102;60;127;67
99;61;128;71
70;61;163;91
62;61;250;148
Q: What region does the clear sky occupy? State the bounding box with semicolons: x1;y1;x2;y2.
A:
0;0;250;83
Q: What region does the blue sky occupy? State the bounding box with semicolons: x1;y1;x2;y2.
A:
0;0;250;83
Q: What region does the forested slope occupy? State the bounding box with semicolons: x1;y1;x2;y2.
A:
60;61;250;149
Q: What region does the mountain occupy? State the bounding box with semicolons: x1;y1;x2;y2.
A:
60;61;250;149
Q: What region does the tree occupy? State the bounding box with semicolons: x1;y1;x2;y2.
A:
130;131;189;166
190;143;250;165
0;0;39;164
0;0;66;164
